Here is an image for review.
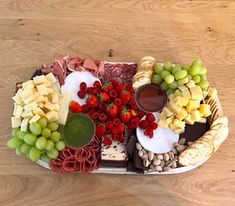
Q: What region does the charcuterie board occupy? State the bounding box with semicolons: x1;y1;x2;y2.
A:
7;56;229;175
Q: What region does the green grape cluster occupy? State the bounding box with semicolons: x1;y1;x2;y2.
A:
151;58;209;95
7;117;65;162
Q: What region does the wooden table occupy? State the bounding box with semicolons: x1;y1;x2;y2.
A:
0;1;235;205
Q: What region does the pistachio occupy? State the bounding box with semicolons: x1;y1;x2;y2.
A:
174;142;180;147
163;166;171;171
172;161;177;168
179;138;186;145
171;148;178;155
160;160;165;167
188;141;193;146
136;143;142;151
150;164;155;170
148;151;154;161
143;159;150;167
138;150;144;158
153;158;161;166
163;153;170;161
168;152;174;160
142;149;147;154
143;153;148;159
176;145;186;153
157;154;163;160
155;165;163;172
166;161;173;167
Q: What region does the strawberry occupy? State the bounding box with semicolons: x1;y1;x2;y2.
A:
144;128;154;138
81;104;89;112
113;118;121;127
106;121;114;130
109;90;118;98
129;109;137;118
115;83;126;92
111;80;118;87
119;109;131;123
92;88;100;94
102;82;113;93
106;103;118;118
86;87;93;94
118;105;125;113
91;111;99;120
80;82;87;91
137;110;146;119
128;117;140;129
111;134;119;141
146;113;155;122
119;133;125;143
139;120;149;129
99;92;110;102
86;95;99;108
114;98;122;106
112;124;125;134
69;101;82;113
77;90;86;99
150;122;158;130
130;102;139;110
119;90;132;105
102;136;112;145
96;123;107;138
99;113;107;122
93;80;101;88
127;85;134;93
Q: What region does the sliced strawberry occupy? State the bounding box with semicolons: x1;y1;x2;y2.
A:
69;101;82;113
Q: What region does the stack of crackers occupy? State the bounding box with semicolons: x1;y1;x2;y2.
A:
179;93;229;166
132;56;156;89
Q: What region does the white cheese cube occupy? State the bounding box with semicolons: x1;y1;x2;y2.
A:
42;96;49;103
46;73;57;84
15;105;23;118
20;88;34;99
33;107;45;116
44;79;52;87
13;103;18;116
34;95;44;104
21;110;34;118
24;102;38;111
51;83;60;92
21;118;29;132
38;102;44;108
12;94;23;105
11;117;21;128
47;88;53;94
22;80;34;88
36;84;48;95
53;104;60;112
33;75;47;85
22;94;37;104
29;114;41;123
44;102;55;111
46;111;59;122
51;93;59;104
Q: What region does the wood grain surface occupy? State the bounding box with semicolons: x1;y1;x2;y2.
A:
0;0;235;205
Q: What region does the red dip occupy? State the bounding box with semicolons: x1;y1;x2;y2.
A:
135;84;167;112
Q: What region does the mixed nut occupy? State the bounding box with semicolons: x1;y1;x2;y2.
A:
136;138;189;172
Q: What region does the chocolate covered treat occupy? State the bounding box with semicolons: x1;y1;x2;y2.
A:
101;141;127;167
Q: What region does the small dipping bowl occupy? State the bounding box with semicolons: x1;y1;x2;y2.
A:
61;113;95;148
134;83;167;113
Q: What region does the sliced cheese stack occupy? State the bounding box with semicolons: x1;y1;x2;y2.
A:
159;80;211;134
132;56;156;89
11;73;71;131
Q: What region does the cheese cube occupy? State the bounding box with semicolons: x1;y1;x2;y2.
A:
11;117;21;128
159;118;169;128
171;119;185;129
24;102;38;112
36;84;48;95
21;118;29;132
190;86;203;101
44;79;52;87
161;107;173;118
178;77;189;85
53;104;60;112
22;80;34;88
12;94;23;105
44;102;54;111
19;88;34;99
185;114;194;125
199;104;211;117
176;109;188;121
33;75;47;85
168;101;181;114
198;117;207;123
38;102;44;108
181;89;191;99
47;88;53;94
175;96;188;107
42;96;49;103
186;100;200;112
174;89;182;97
46;73;57;84
207;87;217;100
22;94;37;104
51;83;60;92
15;105;23;118
46;111;59;122
166;116;174;125
29;114;41;123
191;110;201;121
186;80;196;89
51;93;59;104
33;107;45;116
21;110;34;118
13;103;18;116
34;95;44;104
174;128;185;134
178;85;188;92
